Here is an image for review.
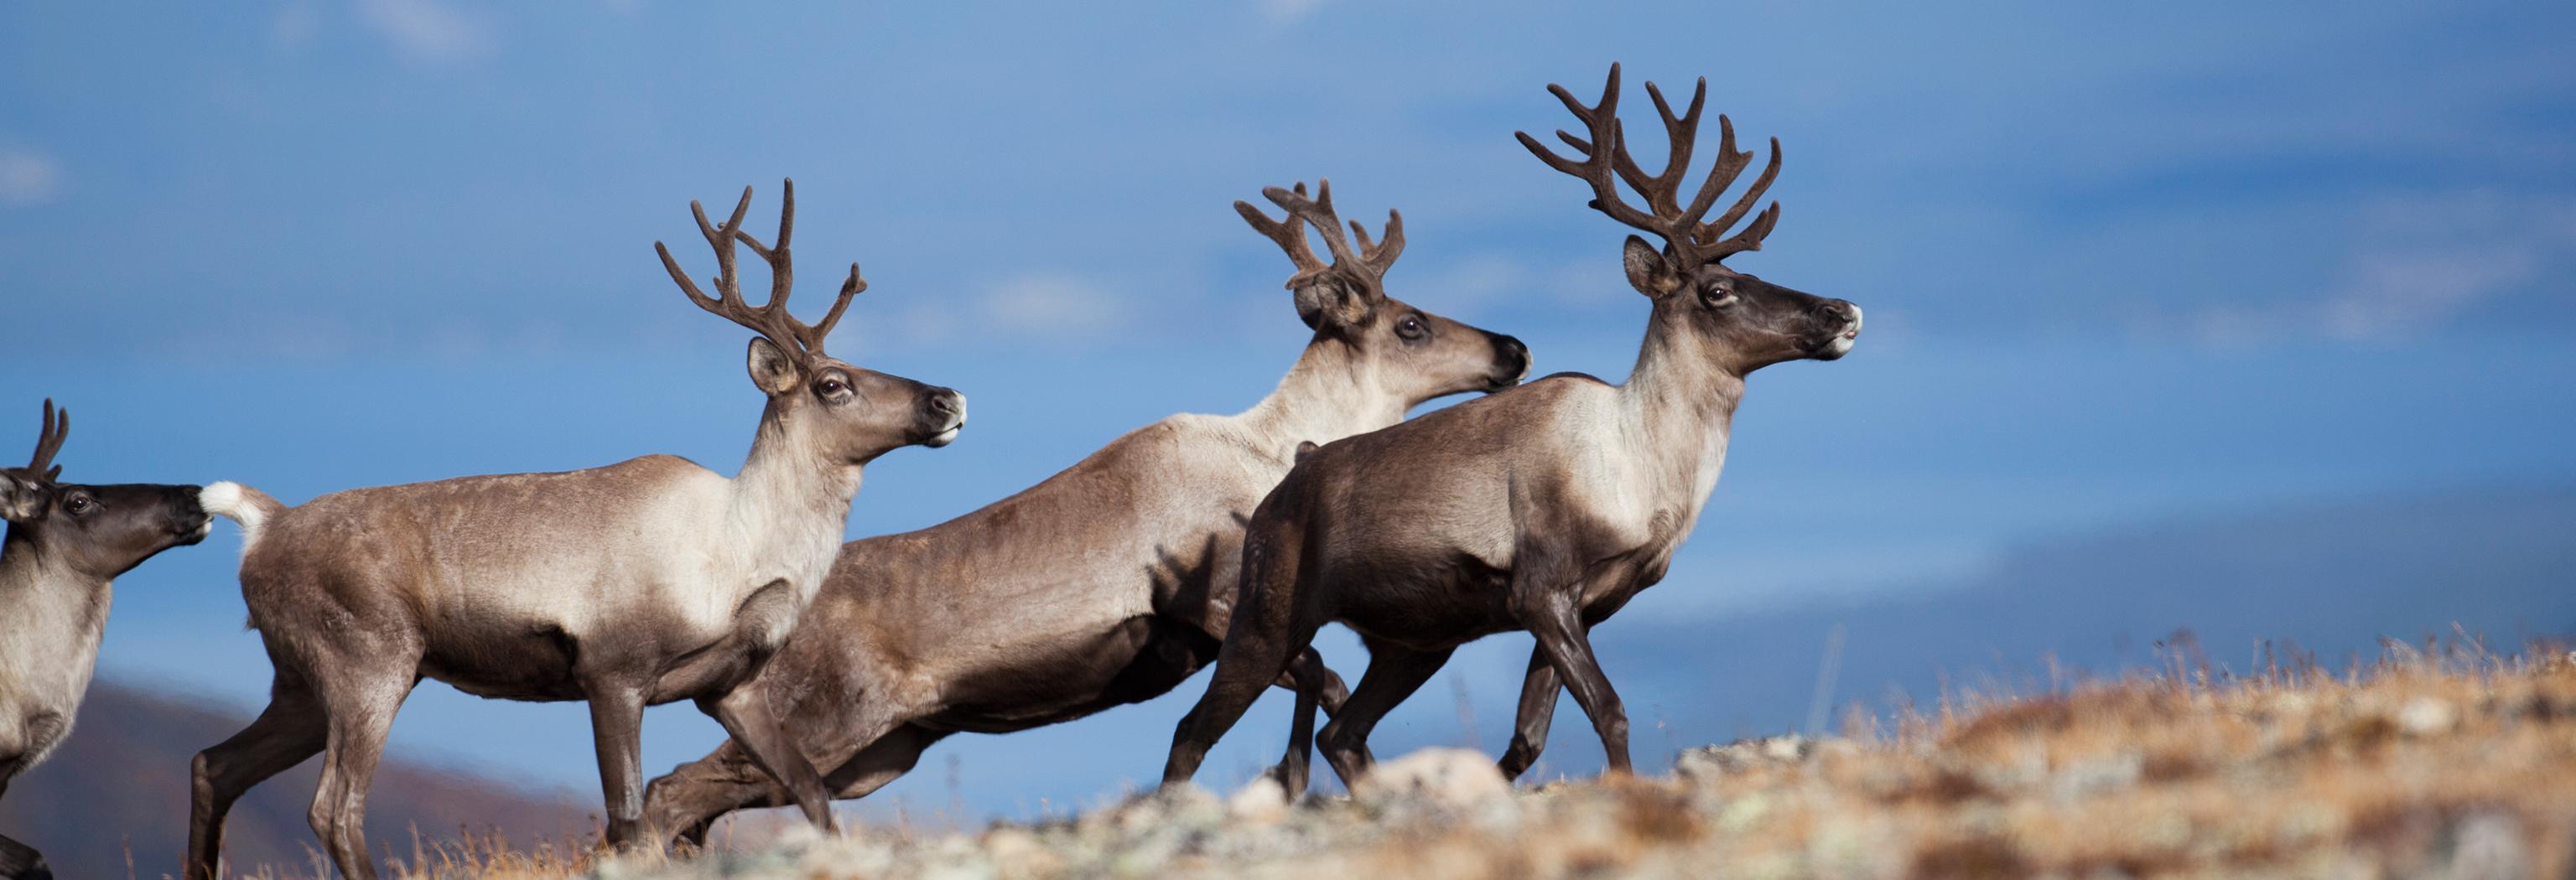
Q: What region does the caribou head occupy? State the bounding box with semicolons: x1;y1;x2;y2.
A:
1243;180;1530;406
1519;64;1861;375
0;400;209;578
656;179;967;465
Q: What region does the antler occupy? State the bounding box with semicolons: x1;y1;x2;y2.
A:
1517;63;1783;266
1235;179;1405;295
655;179;866;360
23;398;66;480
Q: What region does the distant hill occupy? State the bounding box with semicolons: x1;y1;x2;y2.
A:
0;682;592;880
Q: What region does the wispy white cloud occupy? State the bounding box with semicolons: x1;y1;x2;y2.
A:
982;272;1131;339
864;272;1135;353
2312;246;2542;343
0;146;65;206
355;0;495;65
1408;252;1618;313
2181;191;2576;346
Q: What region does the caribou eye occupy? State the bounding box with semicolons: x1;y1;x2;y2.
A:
1395;315;1428;341
65;495;94;515
1702;287;1738;308
817;376;850;398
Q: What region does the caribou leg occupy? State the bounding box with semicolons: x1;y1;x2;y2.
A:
820;723;946;800
1162;510;1329;788
1285;648;1351;715
1497;645;1561;781
0;832;47;880
1265;648;1338;799
661;721;951;852
308;662;418;880
646;684;922;850
586;684;652;849
1161;631;1311;787
1315;639;1457;789
698;687;836;835
187;668;327;880
645;738;772;852
1519;595;1630;774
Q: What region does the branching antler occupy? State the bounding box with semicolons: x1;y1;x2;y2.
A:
656;179;865;360
1237;179;1404;297
23;398;66;481
1518;63;1782;266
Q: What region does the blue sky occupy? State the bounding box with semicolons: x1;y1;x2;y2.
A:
4;0;2573;826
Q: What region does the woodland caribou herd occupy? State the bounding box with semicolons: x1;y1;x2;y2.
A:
0;65;1861;879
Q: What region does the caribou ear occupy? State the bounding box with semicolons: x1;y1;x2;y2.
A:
745;337;802;396
1623;236;1684;298
1293;277;1375;330
0;471;44;523
1291;285;1327;329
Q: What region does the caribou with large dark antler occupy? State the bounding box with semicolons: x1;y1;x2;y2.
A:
1161;65;1863;795
1;401;210;880
636;180;1527;844
184;181;966;880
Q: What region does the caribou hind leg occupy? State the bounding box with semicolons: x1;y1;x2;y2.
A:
1161;514;1326;788
1315;639;1457;789
186;667;328;880
819;723;944;801
1496;645;1561;781
1161;629;1310;788
307;658;420;880
1263;647;1347;799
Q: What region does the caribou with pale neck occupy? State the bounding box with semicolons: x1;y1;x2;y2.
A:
186;181;965;880
1161;65;1863;796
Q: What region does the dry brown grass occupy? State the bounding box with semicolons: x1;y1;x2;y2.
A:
209;825;624;880
257;639;2576;879
377;826;614;880
1279;638;2576;880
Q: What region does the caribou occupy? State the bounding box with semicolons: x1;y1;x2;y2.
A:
184;181;966;880
1161;65;1863;796
0;400;210;880
636;180;1528;844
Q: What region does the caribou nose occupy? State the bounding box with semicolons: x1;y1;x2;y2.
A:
172;486;213;537
917;388;967;448
174;485;209;520
924;388;965;424
1488;333;1531;389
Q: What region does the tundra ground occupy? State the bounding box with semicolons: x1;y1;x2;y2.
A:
320;640;2576;880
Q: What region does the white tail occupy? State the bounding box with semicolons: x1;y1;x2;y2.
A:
200;481;277;546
